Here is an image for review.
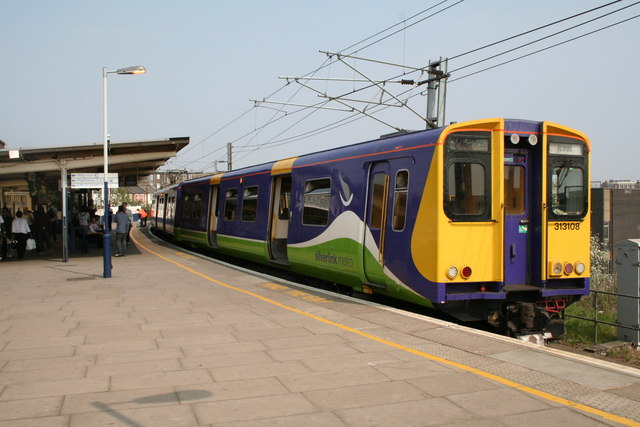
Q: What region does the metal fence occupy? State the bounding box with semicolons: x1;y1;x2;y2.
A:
564;289;640;345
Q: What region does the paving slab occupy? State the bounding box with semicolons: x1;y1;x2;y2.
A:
0;396;63;421
193;393;317;424
492;349;637;390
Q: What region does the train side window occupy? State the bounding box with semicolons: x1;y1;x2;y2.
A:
278;177;292;220
505;165;525;214
224;189;238;221
369;173;385;229
303;178;331;226
241;186;259;222
182;193;193;220
392;170;408;231
193;192;203;219
443;131;492;221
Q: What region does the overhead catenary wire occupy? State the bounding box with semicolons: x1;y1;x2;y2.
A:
181;0;462;170
234;2;635;159
450;12;640;83
233;10;640;155
180;0;636;171
449;0;640;74
448;0;622;60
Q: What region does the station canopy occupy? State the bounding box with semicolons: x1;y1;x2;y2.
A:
0;137;189;189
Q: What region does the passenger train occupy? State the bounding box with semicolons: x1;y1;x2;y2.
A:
152;118;591;338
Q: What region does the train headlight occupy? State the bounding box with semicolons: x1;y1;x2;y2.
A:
510;134;520;144
461;266;472;279
528;134;538;146
550;261;563;277
564;262;574;275
447;266;459;280
575;262;586;275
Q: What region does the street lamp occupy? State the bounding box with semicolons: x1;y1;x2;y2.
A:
102;65;146;278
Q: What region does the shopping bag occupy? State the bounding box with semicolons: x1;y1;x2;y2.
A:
26;238;36;251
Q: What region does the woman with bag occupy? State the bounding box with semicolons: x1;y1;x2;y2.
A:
11;211;31;259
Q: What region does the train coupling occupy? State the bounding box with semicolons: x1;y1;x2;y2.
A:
492;301;566;342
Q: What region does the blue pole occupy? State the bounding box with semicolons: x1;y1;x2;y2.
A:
103;182;112;278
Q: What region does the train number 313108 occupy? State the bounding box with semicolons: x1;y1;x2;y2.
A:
553;222;581;231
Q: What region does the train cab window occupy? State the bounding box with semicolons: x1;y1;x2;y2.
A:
548;137;588;219
241;186;259;222
303;178;331;226
444;131;492;221
224;189;238;221
550;166;584;216
446;163;486;215
392;170;409;231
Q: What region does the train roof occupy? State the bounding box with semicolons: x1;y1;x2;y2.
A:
153;183;180;195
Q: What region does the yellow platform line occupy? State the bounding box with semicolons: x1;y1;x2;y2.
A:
132;231;639;427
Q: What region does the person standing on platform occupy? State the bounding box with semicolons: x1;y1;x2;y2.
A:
1;208;13;260
0;214;5;261
122;202;133;244
137;208;147;227
11;211;31;259
77;206;90;253
114;205;130;257
23;206;34;228
33;205;51;255
47;205;58;242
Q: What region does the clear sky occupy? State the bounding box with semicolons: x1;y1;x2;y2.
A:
1;0;638;182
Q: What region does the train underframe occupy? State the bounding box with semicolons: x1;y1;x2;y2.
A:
441;294;582;340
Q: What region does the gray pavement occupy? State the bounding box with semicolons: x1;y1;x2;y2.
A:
1;227;639;427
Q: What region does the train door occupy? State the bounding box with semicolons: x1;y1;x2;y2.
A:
364;160;411;285
157;194;166;231
268;175;291;263
166;192;176;234
504;150;531;286
208;185;219;247
364;162;389;284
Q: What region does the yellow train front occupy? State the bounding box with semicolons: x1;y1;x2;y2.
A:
155;118;590;339
412;118;590;337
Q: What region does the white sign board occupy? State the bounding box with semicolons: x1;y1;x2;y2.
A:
71;173;119;189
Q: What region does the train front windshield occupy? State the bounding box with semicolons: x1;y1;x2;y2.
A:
548;138;588;220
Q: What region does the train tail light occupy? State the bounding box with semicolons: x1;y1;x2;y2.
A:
461;266;472;279
563;262;574;275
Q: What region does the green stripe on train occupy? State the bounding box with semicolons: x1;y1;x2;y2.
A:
289;238;434;308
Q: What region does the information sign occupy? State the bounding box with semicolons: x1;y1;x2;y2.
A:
71;173;119;189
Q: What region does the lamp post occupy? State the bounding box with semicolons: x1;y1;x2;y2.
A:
102;65;146;278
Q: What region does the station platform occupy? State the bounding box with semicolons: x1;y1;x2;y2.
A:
1;227;640;427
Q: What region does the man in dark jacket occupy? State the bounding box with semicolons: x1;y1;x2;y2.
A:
34;205;51;254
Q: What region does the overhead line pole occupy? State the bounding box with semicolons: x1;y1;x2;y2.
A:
425;57;448;128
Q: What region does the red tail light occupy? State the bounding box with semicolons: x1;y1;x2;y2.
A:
564;263;574;275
